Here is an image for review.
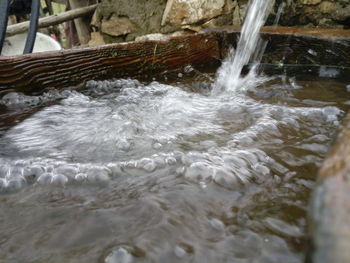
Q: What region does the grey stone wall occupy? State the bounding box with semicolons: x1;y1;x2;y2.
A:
277;0;350;28
88;0;350;45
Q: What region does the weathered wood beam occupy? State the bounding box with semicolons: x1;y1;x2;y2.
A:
68;0;91;45
6;4;97;37
0;32;221;95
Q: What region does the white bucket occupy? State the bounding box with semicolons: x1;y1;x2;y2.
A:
1;32;62;56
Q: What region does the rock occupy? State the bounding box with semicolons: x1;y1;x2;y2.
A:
94;0;350;44
203;13;235;29
332;4;350;22
161;0;226;26
232;4;242;25
88;32;105;47
135;33;169;42
101;15;136;37
301;0;322;5
223;0;237;15
90;10;100;29
96;0;168;42
319;1;335;14
278;0;350;28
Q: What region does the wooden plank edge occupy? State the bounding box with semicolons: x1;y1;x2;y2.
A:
0;31;222;95
0;26;350;95
307;114;350;263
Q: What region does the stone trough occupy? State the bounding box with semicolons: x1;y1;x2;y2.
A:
0;26;350;262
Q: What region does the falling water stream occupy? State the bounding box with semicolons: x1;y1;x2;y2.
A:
213;0;275;94
0;0;350;263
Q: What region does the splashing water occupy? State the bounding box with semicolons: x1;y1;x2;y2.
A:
0;76;348;263
213;0;275;94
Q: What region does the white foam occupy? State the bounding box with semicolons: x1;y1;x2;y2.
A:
0;78;343;192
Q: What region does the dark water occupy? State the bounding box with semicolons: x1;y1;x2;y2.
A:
0;69;349;263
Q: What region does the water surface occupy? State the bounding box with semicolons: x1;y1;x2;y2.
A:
0;70;349;263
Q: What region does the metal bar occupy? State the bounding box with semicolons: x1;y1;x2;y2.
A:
23;0;40;54
0;0;10;54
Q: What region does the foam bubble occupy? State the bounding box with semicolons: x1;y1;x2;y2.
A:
105;247;133;263
0;77;343;192
185;162;213;182
51;174;68;186
75;173;87;182
86;168;111;183
37;173;53;185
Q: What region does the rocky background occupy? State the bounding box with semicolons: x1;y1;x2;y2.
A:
88;0;350;46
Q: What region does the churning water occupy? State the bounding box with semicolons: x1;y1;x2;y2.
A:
0;0;350;262
213;0;275;94
0;70;349;263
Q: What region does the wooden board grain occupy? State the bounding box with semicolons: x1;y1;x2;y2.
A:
0;32;221;94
